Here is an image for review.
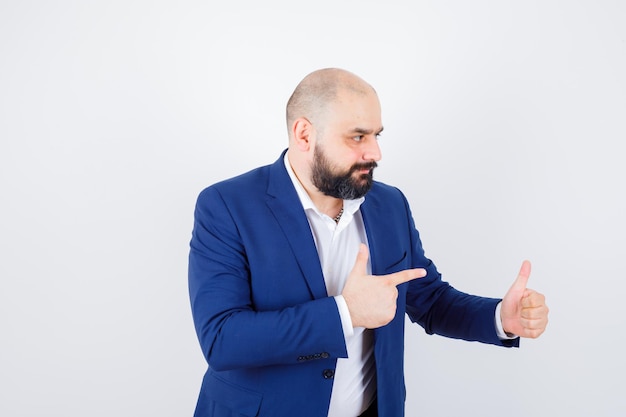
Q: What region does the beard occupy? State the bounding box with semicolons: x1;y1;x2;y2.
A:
311;144;377;200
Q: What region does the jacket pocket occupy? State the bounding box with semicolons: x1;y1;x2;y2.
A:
383;251;407;273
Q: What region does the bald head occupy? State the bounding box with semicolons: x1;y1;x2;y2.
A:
286;68;377;138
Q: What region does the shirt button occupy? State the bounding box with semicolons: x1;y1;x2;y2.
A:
322;369;335;379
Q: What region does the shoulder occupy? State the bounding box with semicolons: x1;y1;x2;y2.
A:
362;181;415;227
196;151;289;204
196;164;273;204
367;181;409;205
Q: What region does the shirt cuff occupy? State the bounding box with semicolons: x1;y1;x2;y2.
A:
495;301;517;340
334;295;354;338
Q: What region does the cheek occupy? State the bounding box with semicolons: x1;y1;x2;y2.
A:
327;149;352;167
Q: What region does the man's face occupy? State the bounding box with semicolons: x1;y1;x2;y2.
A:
309;89;383;199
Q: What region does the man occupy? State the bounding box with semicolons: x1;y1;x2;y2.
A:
188;68;549;417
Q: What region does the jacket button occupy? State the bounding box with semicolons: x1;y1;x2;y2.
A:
322;369;335;379
321;352;329;359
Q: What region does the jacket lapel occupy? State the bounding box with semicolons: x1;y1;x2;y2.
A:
360;193;385;275
265;151;328;300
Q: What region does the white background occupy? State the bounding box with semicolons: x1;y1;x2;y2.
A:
1;1;624;416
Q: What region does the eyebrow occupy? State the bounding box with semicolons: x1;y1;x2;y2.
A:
350;126;384;135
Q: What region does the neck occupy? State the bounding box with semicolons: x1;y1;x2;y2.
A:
302;180;343;219
288;151;343;219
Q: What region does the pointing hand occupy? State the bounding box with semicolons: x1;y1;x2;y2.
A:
342;244;426;329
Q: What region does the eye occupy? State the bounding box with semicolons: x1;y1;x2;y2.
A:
353;135;364;142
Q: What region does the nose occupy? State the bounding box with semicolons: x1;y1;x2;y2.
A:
363;137;382;162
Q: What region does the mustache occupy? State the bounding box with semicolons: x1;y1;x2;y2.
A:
350;161;378;173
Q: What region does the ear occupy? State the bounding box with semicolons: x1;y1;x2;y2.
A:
292;117;315;152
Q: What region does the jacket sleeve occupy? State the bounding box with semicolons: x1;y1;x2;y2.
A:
188;186;349;371
399;192;519;348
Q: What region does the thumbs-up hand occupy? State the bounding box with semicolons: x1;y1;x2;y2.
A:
500;260;549;338
342;244;426;329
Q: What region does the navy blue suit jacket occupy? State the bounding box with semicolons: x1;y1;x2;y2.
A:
188;151;517;417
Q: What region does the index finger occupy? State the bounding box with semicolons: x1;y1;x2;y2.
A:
387;268;427;286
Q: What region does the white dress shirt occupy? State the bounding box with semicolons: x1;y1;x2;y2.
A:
284;153;375;416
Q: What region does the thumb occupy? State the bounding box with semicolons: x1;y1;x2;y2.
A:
508;260;531;294
351;243;370;276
